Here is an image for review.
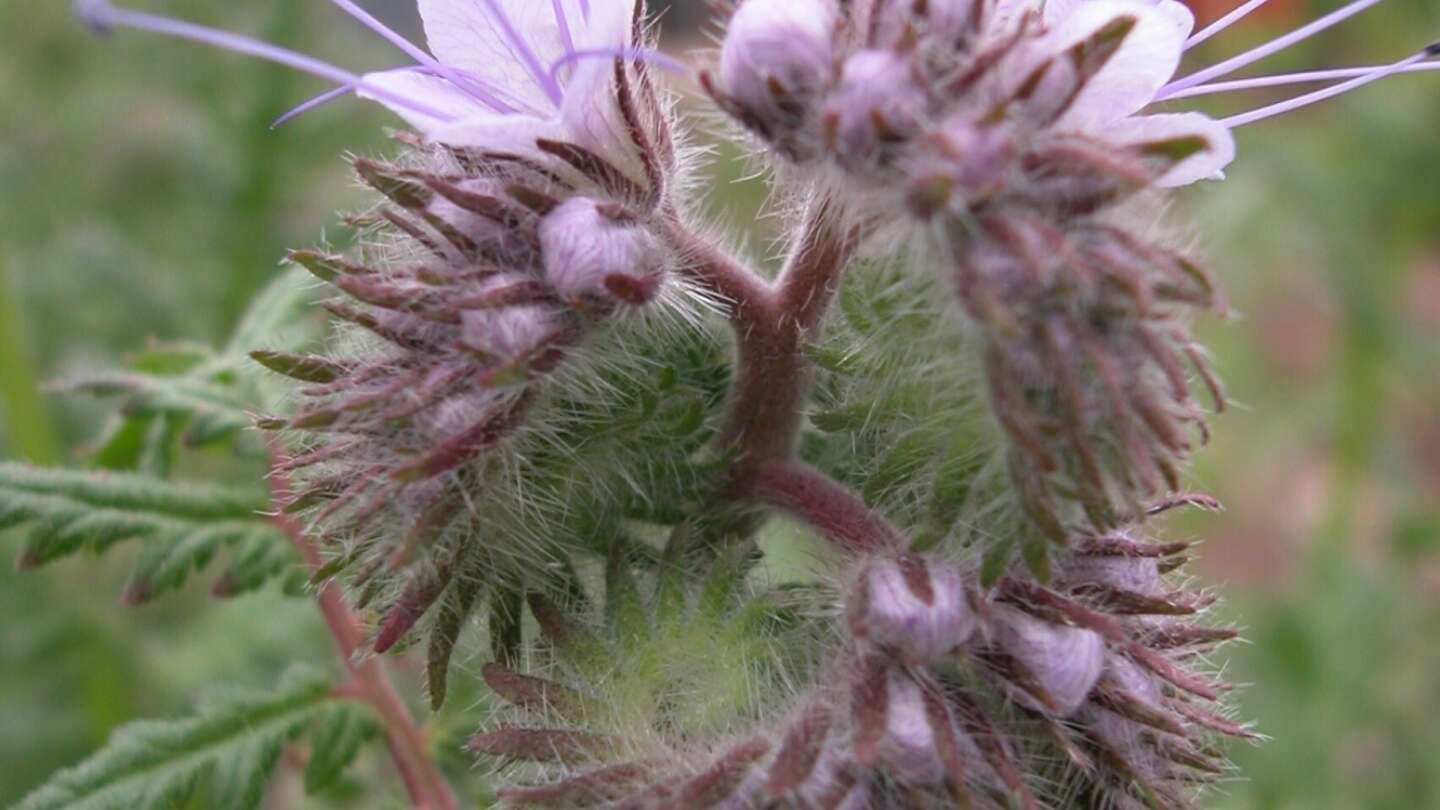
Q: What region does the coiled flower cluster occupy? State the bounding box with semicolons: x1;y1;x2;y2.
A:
709;0;1232;540
246;0;704;661
476;511;1247;810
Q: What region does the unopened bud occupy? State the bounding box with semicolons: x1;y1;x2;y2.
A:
878;671;945;785
791;742;860;809
460;303;557;363
822;50;928;166
1083;654;1167;764
1062;553;1162;594
988;607;1106;716
921;117;1015;201
718;0;837;129
874;0;981;50
425;177;516;251
539;198;663;306
849;556;977;662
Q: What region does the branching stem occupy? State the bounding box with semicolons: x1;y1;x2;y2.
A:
268;445;460;810
746;459;907;554
665;196;890;552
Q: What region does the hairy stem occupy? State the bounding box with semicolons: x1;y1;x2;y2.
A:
665;196;870;546
662;212;779;317
724;198;863;482
268;448;460;810
746;459;906;554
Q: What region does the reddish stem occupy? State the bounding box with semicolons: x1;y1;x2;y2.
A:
661;212;779;318
776;197;865;333
746;460;906;554
268;445;460;810
668;197;877;546
682;200;863;484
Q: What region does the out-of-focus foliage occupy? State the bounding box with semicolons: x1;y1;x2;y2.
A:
2;1;1438;808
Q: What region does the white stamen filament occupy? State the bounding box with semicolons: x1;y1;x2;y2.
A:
1222;47;1434;127
1164;59;1440;100
1160;0;1388;97
481;0;566;105
272;85;352;128
1185;0;1272;50
328;0;516;113
552;0;577;60
546;46;687;85
75;0;456;123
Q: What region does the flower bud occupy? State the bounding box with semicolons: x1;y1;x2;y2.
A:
874;0;981;50
1084;654;1166;760
988;606;1106;716
848;556;977;663
1063;553;1162;594
792;743;862;809
718;0;837;130
426;178;511;246
877;671;945;785
539;198;663;306
460;303;558;364
822;50;928;167
906;118;1015;216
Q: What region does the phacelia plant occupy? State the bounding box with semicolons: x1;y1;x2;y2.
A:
11;1;1437;809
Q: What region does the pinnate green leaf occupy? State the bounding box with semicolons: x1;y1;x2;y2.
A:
1;463;295;602
14;666;376;810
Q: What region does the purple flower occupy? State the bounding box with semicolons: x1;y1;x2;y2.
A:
76;0;683;162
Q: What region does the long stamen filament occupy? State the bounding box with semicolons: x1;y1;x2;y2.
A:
547;47;687;85
552;0;577;58
1186;0;1272;50
1161;0;1388;97
327;0;515;113
481;0;566;105
74;0;457;123
272;85;353;128
1164;59;1440;99
1222;46;1437;127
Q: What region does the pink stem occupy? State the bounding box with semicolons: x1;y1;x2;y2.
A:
268;443;460;810
716;200;863;484
665;199;881;551
746;460;906;553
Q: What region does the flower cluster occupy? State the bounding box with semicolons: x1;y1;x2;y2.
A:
195;0;698;654
710;0;1238;540
73;0;1436;807
476;512;1247;810
708;0;1435;542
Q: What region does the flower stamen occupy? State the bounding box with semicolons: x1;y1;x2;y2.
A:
552;0;577;62
1160;0;1388;97
480;0;566;105
1185;0;1272;50
1222;43;1438;127
547;46;687;86
328;0;517;113
1163;59;1440;100
271;85;352;129
73;0;457;123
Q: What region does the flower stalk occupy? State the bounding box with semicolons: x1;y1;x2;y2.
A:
268;444;459;810
665;197;866;500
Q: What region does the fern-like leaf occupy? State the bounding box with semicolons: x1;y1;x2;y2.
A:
0;463;298;602
12;666;377;810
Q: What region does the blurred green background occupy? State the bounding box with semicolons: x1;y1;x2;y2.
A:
2;1;1437;807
